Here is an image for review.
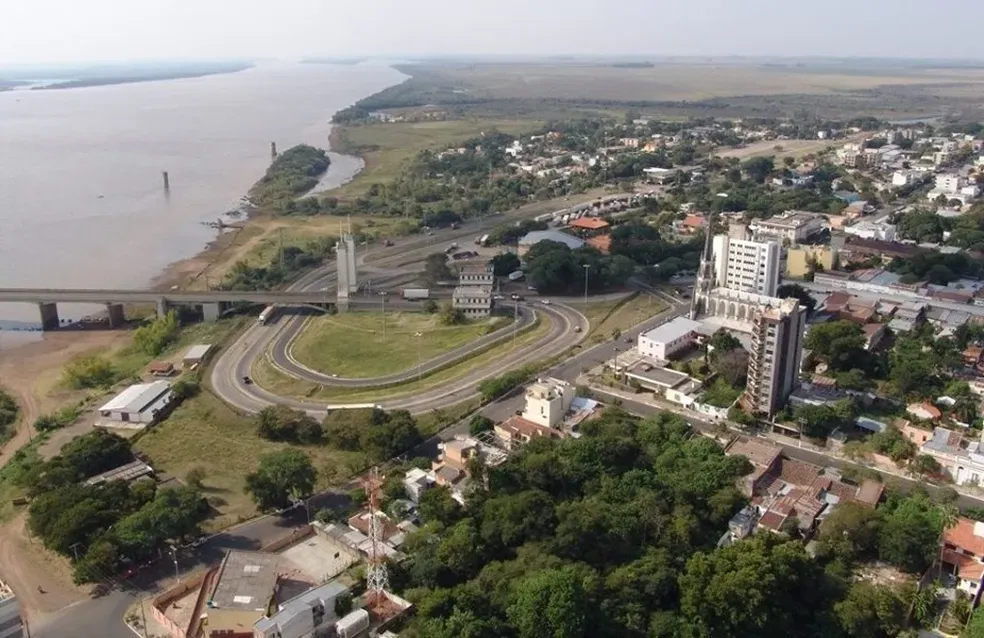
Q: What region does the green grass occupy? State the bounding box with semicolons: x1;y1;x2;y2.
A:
582;293;668;342
330;118;543;199
134;390;365;530
111;317;249;379
291;312;509;378
253;313;551;403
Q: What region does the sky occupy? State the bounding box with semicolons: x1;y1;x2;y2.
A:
2;0;982;66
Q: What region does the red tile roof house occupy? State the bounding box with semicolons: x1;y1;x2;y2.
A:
943;517;984;602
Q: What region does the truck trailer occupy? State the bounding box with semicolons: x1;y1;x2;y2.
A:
402;288;430;300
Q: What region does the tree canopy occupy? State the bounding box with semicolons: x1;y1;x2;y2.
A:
245;449;317;511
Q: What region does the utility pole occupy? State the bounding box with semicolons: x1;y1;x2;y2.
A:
70;542;82;562
415;332;423;386
513;301;519;349
279;228;285;270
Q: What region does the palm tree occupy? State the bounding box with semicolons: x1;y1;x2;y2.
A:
938;504;959;579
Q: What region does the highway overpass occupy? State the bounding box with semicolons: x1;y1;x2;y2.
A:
0;287;447;329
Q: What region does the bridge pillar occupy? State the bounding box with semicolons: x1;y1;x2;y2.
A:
156;298;169;318
105;303;125;328
201;302;224;322
37;303;59;331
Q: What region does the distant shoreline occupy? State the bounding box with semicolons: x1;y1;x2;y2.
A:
29;63;254;90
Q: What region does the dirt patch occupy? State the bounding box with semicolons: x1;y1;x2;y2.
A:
0;513;87;622
0;330;131;462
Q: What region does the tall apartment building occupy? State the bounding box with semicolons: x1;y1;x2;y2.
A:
0;578;23;638
741;298;806;416
711;234;780;297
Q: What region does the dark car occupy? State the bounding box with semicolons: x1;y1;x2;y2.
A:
242;376;253;385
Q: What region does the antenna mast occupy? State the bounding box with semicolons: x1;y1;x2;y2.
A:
365;467;390;609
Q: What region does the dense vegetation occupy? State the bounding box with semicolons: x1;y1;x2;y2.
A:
0;389;18;443
322;407;422;463
13;430;209;583
219;237;335;291
250;144;330;214
525;240;635;294
804;318;984;410
390;408;948;638
132;310;180;356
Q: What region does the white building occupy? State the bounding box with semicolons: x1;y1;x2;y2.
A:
0;579;22;638
404;467;436;502
712;235;781;297
452;286;493;318
936;173;964;194
253;581;351;638
97;380;175;426
843;220;897;242
892;169;928;187
740;298;806;416
749;211;824;245
637;317;701;362
522;377;575;428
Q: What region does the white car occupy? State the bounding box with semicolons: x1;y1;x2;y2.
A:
540;299;551;305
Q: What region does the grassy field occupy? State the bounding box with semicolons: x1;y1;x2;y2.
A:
582;293;668;342
253;312;551;403
330;118;543;199
413;61;984;102
134;390;366;530
291;312;509;378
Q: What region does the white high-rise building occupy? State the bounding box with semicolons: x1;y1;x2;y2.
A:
711;235;780;297
741;298;806;416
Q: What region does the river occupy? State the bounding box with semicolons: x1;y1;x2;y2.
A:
0;61;405;329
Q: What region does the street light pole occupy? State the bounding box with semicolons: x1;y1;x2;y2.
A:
379;292;387;339
415;332;423;385
169;546;179;585
583;264;590;311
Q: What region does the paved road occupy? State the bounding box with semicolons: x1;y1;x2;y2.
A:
212;300;587;415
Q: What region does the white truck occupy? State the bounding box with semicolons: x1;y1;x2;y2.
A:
257;305;277;325
402;288;430;300
508;270;525;282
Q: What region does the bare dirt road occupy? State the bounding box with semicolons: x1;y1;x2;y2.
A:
0;514;87;626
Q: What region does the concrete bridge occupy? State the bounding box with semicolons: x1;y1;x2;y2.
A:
0;288;415;329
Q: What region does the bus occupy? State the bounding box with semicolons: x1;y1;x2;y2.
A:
257;305;277;325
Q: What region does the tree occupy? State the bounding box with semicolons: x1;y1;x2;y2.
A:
834;582;905;638
965;605;984;637
185;466;207;489
440;303;466;326
245;449;317;511
795;400;856;441
419;486;462;528
63;355;117;389
424;253;453;284
468;414;494;436
742;156;775;183
818;501;883;564
491;252;521;277
878;496;943;573
256;405;323;444
805;320;867;372
911;454;941;477
132;310;180;356
507;566;589;638
679;535;825;638
712;349;749;387
707;329;741;356
423;299;439;314
776;283;817;314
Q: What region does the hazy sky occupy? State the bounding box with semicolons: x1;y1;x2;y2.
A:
2;0;981;66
